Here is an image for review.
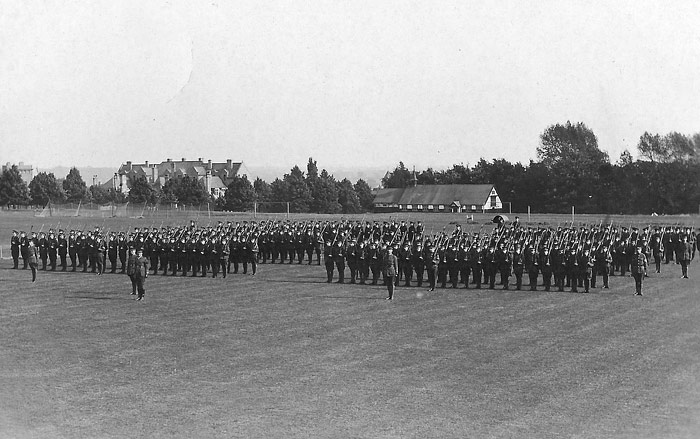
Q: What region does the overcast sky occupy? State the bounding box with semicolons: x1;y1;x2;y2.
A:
2;0;699;174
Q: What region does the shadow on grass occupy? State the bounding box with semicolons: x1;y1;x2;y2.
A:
64;291;133;300
302;295;388;300
265;278;330;284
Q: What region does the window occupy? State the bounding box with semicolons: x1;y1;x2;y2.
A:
471;205;477;211
438;205;445;210
490;195;496;207
406;204;412;210
428;205;434;210
417;204;423;210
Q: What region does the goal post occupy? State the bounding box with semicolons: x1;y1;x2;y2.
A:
253;201;290;219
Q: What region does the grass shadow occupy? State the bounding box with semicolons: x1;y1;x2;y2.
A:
64;291;133;301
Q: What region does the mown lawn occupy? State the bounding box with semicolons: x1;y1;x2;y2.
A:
1;250;699;438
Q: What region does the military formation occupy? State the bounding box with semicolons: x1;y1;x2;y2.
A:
8;218;699;298
316;219;697;297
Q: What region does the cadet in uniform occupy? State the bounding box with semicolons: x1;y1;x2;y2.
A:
58;231;68;271
630;245;647;295
27;239;39;282
678;234;693;279
10;230;20;269
383;246;398;300
324;241;335;283
133;248;149;301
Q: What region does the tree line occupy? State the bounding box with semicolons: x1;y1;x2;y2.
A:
2;121;699;214
382;122;700;215
0;159;375;213
218;158;375;213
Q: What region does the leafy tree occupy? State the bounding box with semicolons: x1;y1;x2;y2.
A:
128;176;156;204
108;188;127;204
692;133;700;162
638;131;697;164
662;132;695;163
441;164;472;184
222;174;255;211
0;165;31;205
29;172;65;205
417;168;438;185
63;167;88;202
89;184;111;204
515;161;550;213
382;162;413;188
162;176;210;206
617;150;633;167
337;178;361;213
537;121;609;212
353;179;374;211
637;132;665;162
538;121;609;168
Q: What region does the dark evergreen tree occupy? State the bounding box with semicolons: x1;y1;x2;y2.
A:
382;162;413;188
269;178;289;202
338;178;361;213
0;165;31;206
353;179;373;212
222;174;255;211
128;176;156;204
283;166;312;213
254;177;272;202
63;167;88;203
311;169;341;214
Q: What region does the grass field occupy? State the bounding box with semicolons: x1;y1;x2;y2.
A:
1;212;699;438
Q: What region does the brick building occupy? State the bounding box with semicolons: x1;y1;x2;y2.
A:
115;158;242;198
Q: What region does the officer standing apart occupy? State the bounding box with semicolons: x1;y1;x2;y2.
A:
631;245;648;296
27;240;39;282
383;246;398;300
134;248;150;301
678;234;693;279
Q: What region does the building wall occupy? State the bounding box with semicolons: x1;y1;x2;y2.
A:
374;186;504;213
3;162;34;185
117;158;238;195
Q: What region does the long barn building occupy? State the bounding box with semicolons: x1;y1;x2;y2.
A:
373;184;502;213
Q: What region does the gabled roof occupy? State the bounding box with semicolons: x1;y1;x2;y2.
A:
118;159;242;181
373;188;405;204
99;175;117;190
208;176;227;189
375;184;495;205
